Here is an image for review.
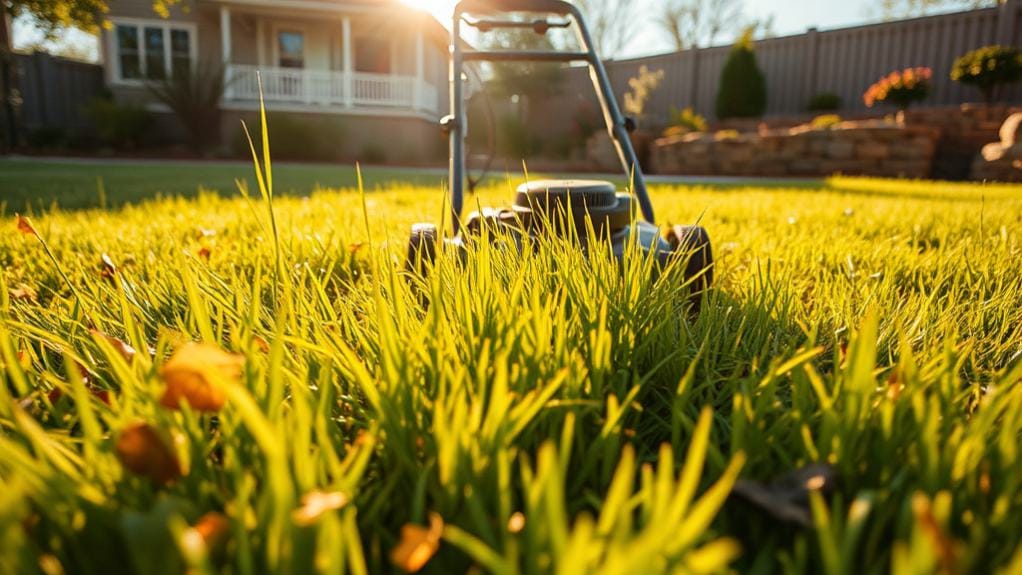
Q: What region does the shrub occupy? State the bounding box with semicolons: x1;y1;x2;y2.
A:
27;127;70;149
807;92;841;112
667;106;707;133
570;100;601;149
496;113;534;158
147;61;226;154
810;114;842;130
231;112;346;161
715;29;767;120
863;67;932;110
623;65;664;124
85;98;154;150
950;45;1022;104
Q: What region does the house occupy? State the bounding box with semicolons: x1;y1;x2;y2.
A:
99;0;450;161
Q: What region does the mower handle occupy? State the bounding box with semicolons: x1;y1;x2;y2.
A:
455;0;573;15
447;0;654;233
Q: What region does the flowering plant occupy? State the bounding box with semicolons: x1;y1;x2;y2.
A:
863;67;932;110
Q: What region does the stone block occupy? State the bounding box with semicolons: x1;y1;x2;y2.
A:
826;140;856;159
857;141;890;160
879;160;930;178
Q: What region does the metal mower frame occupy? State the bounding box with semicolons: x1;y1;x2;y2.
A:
405;0;714;300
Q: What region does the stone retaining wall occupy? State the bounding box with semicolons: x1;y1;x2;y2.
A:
904;105;1022;179
650;120;938;178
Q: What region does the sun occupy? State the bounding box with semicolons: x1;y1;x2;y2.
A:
398;0;458;27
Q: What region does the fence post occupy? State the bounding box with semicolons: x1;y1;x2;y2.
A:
688;47;700;114
997;0;1017;45
804;27;819;111
1;6;19;149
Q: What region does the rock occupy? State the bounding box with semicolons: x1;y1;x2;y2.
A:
998;113;1022;147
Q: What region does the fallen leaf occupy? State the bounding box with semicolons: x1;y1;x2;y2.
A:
91;329;138;363
507;512;525;534
16;214;37;236
115;422;182;485
252;336;270;354
912;493;957;573
46;384;111;406
193;512;230;548
348;242;366;254
292;490;350;526
198;246;212;261
9;284;37;301
730;463;837;527
390;512;444;573
159;343;243;412
100;253;118;277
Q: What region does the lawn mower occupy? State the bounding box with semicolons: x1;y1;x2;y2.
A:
405;0;713;295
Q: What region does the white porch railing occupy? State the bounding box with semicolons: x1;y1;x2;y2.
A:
226;65;439;115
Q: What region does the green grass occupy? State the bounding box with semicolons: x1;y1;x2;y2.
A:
1;148;1021;574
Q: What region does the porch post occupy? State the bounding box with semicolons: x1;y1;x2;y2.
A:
414;28;425;111
220;6;232;99
342;16;353;107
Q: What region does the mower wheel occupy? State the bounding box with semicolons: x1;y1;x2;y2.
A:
405;223;439;277
665;225;714;294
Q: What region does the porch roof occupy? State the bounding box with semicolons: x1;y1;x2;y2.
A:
203;0;450;45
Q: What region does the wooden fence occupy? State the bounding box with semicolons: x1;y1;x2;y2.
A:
14;51;105;135
549;1;1022;126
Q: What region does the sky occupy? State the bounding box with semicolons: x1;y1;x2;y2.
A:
12;0;903;62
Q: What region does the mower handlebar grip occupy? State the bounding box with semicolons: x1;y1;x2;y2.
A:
455;0;574;15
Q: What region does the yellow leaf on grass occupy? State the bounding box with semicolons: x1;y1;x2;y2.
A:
292;490;350;526
159;343;243;412
9;284;37;301
390;512;444;573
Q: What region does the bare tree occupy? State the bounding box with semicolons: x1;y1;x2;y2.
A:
656;0;774;51
574;0;636;58
878;0;996;18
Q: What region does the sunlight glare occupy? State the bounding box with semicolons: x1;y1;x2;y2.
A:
399;0;457;27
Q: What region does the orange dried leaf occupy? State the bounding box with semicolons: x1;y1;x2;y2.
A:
253;336;270;354
16;215;37;236
292;490;350;526
159;343;243;412
115;422;182;485
91;329;138;363
198;247;212;261
390;513;443;573
193;512;230;548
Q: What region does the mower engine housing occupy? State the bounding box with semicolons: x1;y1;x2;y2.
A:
406;179;713;294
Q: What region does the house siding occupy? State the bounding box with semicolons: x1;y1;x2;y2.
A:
97;0;449;160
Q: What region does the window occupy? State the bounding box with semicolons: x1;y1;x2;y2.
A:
171;29;191;76
355;37;391;74
116;25;141;80
144;27;166;79
278;31;304;68
111;20;195;82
